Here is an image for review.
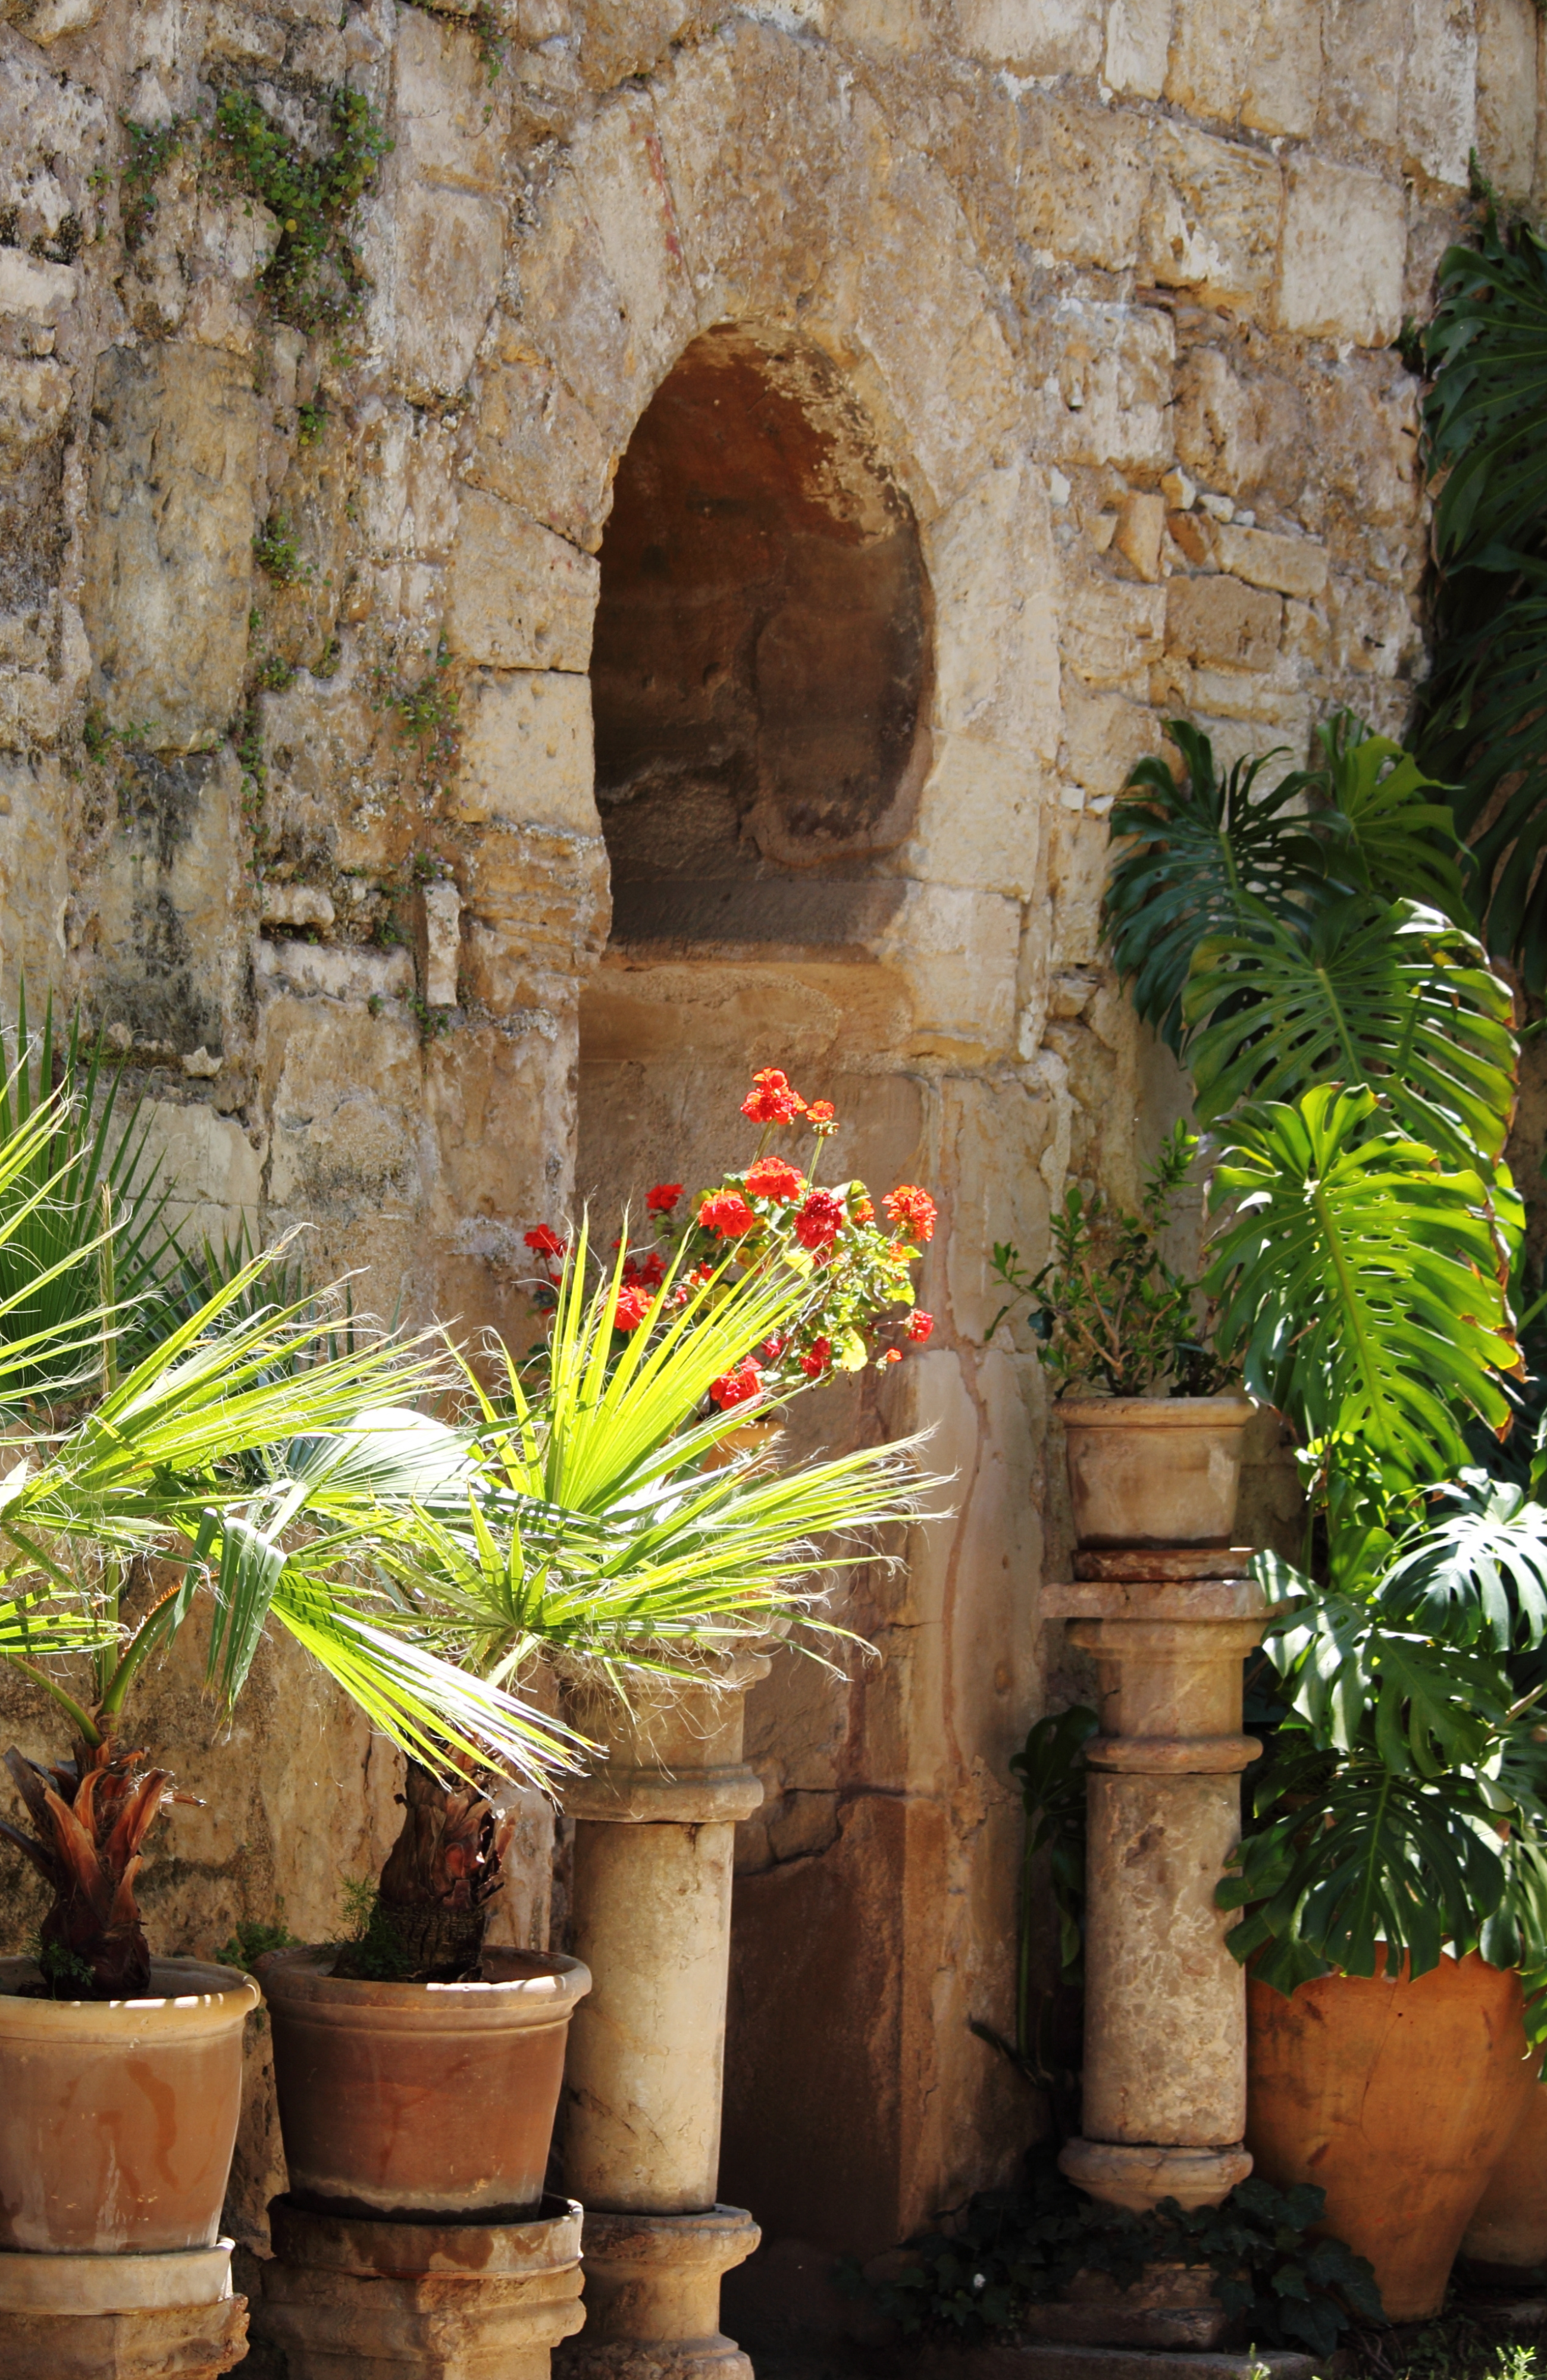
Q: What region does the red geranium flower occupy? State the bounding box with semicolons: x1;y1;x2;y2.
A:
799;1337;831;1379
907;1310;934;1342
761;1334;788;1363
744;1156;806;1202
709;1357;763;1410
647;1182;684;1213
741;1068;807;1124
883;1185;938;1242
807;1100;837;1128
881;1348;902;1364
794;1189;845;1250
853;1195;875;1224
524;1225;565;1257
699;1191;756;1238
614;1284;653;1332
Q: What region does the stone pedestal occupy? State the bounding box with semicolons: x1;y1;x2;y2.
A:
253;2193;584;2379
558;1658;766;2380
1045;1553;1269;2219
0;2236;248;2379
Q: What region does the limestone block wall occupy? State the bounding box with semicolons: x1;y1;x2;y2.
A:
0;0;1532;2290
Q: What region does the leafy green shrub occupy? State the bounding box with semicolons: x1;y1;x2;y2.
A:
847;2155;1382;2358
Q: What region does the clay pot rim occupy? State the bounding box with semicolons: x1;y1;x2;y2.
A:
0;1954;259;2039
259;1942;591;2024
1057;1394;1256;1429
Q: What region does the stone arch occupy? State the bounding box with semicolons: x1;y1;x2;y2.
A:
590;320;935;944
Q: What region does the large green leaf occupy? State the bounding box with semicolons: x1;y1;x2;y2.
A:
1183;895;1518;1173
1103;722;1332;1053
1204;1084;1517;1485
1295;709;1470;922
1415;215;1547;987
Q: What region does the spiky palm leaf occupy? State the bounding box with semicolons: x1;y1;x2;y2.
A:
1415;213;1547;987
371;1229;935;1697
1203;1084;1517;1488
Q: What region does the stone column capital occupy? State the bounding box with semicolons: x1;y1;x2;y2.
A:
561;1651;771;1825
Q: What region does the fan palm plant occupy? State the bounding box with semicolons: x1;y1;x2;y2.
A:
330;1222;936;1978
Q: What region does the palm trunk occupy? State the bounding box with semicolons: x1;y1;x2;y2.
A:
1;1739;167;1998
346;1759;514;1983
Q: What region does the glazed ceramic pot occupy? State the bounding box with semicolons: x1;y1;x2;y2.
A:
0;1954;259;2253
1247;1949;1537;2319
261;1944;591;2220
1059;1395;1254;1548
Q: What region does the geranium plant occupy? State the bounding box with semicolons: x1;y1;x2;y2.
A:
525;1068;938;1414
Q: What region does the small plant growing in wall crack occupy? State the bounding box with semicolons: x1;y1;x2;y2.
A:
374;637;460;785
406;991;453;1045
253;513;309;587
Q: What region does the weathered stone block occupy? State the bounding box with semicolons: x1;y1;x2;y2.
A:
258;995;425;1224
1208;521;1329;600
1104;0;1173;95
1475;0;1537;202
393;2;507;190
1064;570;1168;694
82;344;258;750
1241;0;1322;134
1142;124;1283;313
1319;0;1405;147
956;0;1104;76
0;755;68;1001
419;881;463;1006
1277;161;1406;345
926;459;1061;762
465;345;616;552
450;669;599;831
1016;99;1153;270
0;252;77;324
82;745;250;1059
1403;0;1479;185
444;490;600;671
875;883;1020;1064
1173;347;1307;506
1329;573;1419;677
374;180;505;404
1164;0;1257;121
138;1098;264;1245
1051;300;1175;472
0;356;71;453
1305;356;1423;528
1062;683;1163;798
902;737;1045;901
460;822;610;1013
1115;491;1167;581
1166;574;1282;669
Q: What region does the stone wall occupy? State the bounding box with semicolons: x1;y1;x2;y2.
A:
0;0;1528;2312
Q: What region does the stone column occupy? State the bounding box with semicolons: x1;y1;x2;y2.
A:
557;1656;768;2380
0;2237;248;2380
255;2193;585;2380
1044;1552;1269;2216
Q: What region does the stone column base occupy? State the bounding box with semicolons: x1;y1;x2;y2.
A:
253;2192;584;2380
0;2236;247;2380
555;2204;760;2380
1059;2138;1253;2215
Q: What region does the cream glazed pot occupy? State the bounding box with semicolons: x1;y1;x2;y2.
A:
1058;1395;1255;1548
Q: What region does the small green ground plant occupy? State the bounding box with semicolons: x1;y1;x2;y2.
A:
845;2153;1382;2356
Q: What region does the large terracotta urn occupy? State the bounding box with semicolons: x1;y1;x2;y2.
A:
0;1955;258;2253
1463;2077;1547;2274
1247;1951;1537;2319
1059;1395;1254;1548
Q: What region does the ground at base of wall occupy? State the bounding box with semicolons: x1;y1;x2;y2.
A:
744;2297;1547;2380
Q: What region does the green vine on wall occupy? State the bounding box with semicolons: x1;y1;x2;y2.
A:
118;83;392;334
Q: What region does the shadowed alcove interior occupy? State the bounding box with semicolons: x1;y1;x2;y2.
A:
575;325;938;2256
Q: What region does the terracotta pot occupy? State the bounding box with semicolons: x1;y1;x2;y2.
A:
1059;1395;1254;1548
702;1416;784;1473
0;1954;259;2253
1247;1950;1537;2319
261;1943;591;2219
1461;2076;1547;2274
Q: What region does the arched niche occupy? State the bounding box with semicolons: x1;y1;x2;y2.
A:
589;324;934;948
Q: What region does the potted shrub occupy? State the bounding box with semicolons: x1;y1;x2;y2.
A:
987;1119;1249;1548
1097;713;1538;2319
260;1122;937;2221
0;1018;582;2260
